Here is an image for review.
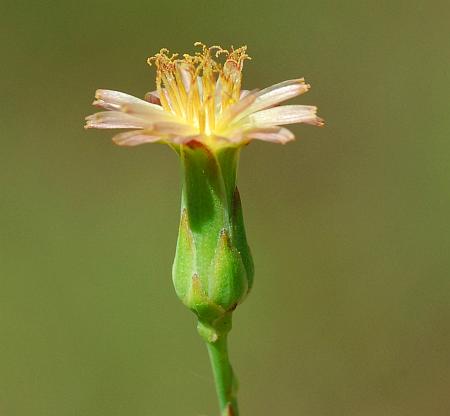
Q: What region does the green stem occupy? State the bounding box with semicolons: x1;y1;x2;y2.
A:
205;334;239;416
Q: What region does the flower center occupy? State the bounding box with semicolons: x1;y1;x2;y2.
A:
147;42;251;136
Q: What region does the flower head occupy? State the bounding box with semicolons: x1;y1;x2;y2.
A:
85;42;323;148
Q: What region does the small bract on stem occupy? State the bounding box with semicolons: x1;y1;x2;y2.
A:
85;42;323;416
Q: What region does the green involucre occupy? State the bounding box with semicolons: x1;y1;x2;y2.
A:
172;141;254;333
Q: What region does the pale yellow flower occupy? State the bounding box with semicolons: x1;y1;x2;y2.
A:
85;43;323;147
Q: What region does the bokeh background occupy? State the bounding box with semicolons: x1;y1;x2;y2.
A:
1;1;449;415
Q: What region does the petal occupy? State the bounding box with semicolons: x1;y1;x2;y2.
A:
160;88;176;114
223;60;242;83
214;77;223;111
84;111;152;129
144;88;177;115
152;121;197;136
240;89;251;99
217;91;257;128
95;89;154;107
247;105;322;128
178;64;193;93
245;126;295;144
112;130;162;146
231;79;310;123
251;78;310;111
144;90;161;105
95;89;168;117
92;99;121;111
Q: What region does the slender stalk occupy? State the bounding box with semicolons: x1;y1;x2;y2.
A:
206;334;239;416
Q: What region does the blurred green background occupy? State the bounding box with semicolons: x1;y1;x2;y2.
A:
1;0;449;415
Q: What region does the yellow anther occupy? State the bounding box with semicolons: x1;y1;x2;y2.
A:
145;42;251;134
